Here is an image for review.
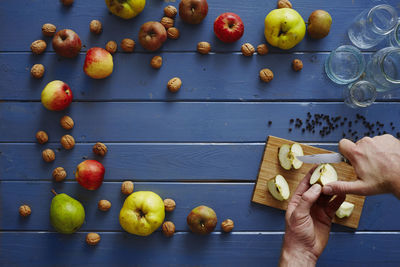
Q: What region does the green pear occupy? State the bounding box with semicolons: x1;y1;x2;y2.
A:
50;191;85;234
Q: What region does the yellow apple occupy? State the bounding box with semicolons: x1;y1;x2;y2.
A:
105;0;145;19
119;191;165;236
264;8;306;50
83;47;113;79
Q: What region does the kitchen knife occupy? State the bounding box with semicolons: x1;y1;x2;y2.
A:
296;153;350;164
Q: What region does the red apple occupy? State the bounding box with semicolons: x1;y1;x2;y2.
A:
75;160;105;190
52;29;82;58
214;12;244;43
179;0;208;24
83;47;114;79
138;22;167;51
187;205;217;235
41;80;73;111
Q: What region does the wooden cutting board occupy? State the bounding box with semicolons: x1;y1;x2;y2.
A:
252;136;365;229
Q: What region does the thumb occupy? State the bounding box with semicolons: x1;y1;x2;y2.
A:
339;139;357;164
322;180;372;196
292;184;322;220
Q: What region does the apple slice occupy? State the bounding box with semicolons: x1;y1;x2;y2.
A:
278;143;304;170
310;163;338;185
268;174;290;201
336;201;355;219
290;143;304;169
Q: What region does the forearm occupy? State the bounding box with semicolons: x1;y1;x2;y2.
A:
279;247;317;267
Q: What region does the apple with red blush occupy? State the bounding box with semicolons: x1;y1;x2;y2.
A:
75;160;105;190
41;80;73;111
52;29;82;58
138;22;167;51
179;0;208;24
83;47;114;79
214;12;244;43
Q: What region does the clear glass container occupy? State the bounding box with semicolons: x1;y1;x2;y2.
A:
348;4;398;49
344;81;377;108
365;47;400;92
389;20;400;47
325;45;365;85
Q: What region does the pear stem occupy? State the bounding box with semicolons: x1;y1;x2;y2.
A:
51;189;58;196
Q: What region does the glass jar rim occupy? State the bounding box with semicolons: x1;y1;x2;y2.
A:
349;81;377;107
380;48;400;84
367;4;398;35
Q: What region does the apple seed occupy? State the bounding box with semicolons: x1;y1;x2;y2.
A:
52;167;67;182
105;40;117;54
42;23;57;37
164;5;177;18
60;115;74;130
36;130;48;144
19;205;31;217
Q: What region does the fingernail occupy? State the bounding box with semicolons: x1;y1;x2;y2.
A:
311;184;321;193
324;186;332;195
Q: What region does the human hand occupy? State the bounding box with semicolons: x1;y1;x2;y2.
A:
280;167;345;267
323;135;400;198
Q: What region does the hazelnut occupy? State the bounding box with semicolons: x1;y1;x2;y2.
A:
36;130;48;144
86;233;101;245
93;142;108;156
61;0;74;6
259;68;274;83
121;38;135;53
19;205;31;217
292;59;303;72
60;134;75;150
52;167;67;182
241;43;255;56
277;0;292;8
162;221;175;237
164;198;176;212
150;56;163;69
161;17;174;29
42;23;57;37
197;41;211;54
60;115;74;130
167;77;182;93
257;44;269;55
221;219;234;232
121;181;134;195
98;200;111;211
90;20;102;35
164;5;177;18
31;64;45;79
167;27;180;40
105;40;117;54
30;40;47;55
42;149;55;162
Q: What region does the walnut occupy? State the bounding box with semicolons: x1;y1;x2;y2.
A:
277;0;292;8
36;130;48;144
197;41;211;54
98;200;111;211
52;167;67;182
164;5;177;18
121;38;135;52
257;44;269;55
61;134;75;150
162;221;175;237
241;43;255;56
90;20;102;35
30;40;47;55
121;181;134;195
19;205;31;217
167;27;180;40
93;142;108;156
61;0;74;6
150;56;163;69
221;219;234;232
164;198;176;212
42;23;56;37
105;40;117;54
31;64;45;79
292;59;303;72
86;233;101;245
259;68;274;83
42;149;55;162
60;115;74;130
167;77;182;93
161;17;174;29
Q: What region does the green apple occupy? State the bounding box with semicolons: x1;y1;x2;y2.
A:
268;174;290;201
278;143;304;170
119;191;165;236
310;163;338;185
264;8;306;50
336;201;354;218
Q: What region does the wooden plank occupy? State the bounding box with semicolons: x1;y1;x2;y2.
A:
0;0;376;53
252;136;364;228
0;232;400;266
1;181;399;231
1;102;400;143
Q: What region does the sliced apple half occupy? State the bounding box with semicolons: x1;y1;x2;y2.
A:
278;143;304;170
268;174;290;201
310;163;338;185
336;201;355;219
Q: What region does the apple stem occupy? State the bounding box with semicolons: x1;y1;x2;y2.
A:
51;189;58;196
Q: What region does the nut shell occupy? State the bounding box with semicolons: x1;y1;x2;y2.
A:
167;77;182;93
162;221;175;237
241;43;255;57
257;44;269;55
86;233;101;245
197;42;211;54
42;23;57;37
161;17;174;29
98;200;111;211
121;38;135;53
36;131;48;144
61;0;74;6
150;56;163;69
93;142;108;156
52;167;67;182
277;0;292;8
61;134;75;150
121;181;134;195
164;198;176;212
19;205;31;217
167;27;180;40
259;68;274;83
221;219;234;232
105;41;117;54
164;5;177;18
31;40;47;55
292;59;303;72
60;115;74;130
42;149;55;162
31;64;45;79
90;20;102;34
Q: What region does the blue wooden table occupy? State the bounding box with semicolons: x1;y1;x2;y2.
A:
1;0;400;266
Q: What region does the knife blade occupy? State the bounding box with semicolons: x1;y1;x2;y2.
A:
296;153;349;164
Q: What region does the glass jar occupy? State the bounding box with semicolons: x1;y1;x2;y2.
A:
344;81;377;108
365;47;400;92
389;20;400;47
348;4;398;49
